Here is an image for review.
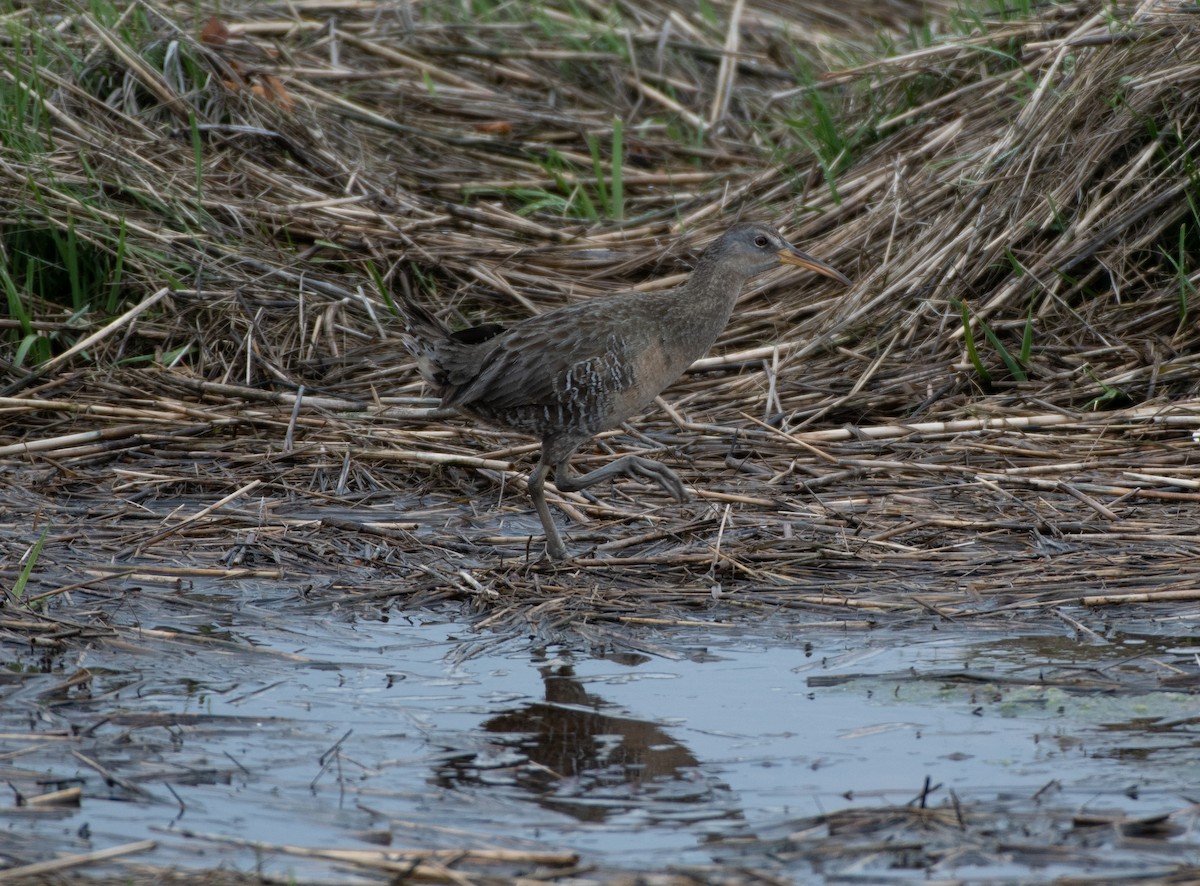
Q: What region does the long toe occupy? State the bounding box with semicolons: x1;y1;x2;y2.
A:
630;458;688;502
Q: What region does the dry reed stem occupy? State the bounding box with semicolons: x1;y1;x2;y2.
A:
0;840;158;882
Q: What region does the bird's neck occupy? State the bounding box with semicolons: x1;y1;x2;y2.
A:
656;254;751;363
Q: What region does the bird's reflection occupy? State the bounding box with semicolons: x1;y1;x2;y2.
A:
435;658;736;824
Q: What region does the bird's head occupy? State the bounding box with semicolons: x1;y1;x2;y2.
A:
705;222;851;285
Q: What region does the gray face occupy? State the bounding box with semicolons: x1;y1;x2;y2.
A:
718;224;794;276
711;223;851;285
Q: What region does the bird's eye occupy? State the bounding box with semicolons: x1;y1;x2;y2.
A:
753;235;769;248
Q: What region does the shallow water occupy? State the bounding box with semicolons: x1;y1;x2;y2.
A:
1;583;1198;882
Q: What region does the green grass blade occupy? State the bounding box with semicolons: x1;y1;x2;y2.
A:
610;116;623;221
952;298;990;385
1083;366;1125;411
366;261;397;315
12;527;49;603
980;319;1026;382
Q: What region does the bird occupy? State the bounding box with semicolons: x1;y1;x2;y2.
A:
401;222;851;560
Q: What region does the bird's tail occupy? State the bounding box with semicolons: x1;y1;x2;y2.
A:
397;276;507;399
397;277;453;389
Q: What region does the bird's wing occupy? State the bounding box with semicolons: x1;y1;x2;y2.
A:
446;308;635;414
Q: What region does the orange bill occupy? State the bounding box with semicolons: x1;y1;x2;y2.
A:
778;246;851;286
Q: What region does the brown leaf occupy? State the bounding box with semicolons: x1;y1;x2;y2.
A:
258;73;294;114
200;16;230;46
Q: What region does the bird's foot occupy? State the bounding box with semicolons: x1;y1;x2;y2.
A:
542;533;569;562
557;454;688;503
622;456;688;502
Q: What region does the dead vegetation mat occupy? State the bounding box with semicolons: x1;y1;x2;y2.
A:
3;0;1200;630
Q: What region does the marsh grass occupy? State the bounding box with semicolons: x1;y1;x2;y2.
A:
1;0;1200;595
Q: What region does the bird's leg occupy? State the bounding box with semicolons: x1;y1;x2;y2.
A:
526;459;569;561
554;454;688;503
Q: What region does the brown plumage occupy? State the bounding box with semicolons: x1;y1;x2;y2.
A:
402;222;851;560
